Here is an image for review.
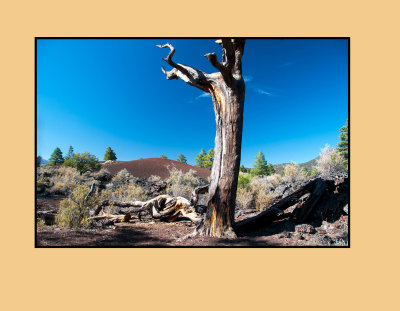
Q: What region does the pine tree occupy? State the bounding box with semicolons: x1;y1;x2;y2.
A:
337;120;348;168
36;156;42;167
160;155;168;159
267;163;275;175
203;148;214;169
252;151;269;176
48;147;64;166
177;154;187;163
104;147;117;161
195;148;207;168
65;146;74;160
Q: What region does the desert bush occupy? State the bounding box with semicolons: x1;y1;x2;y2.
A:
315;144;346;178
37;166;88;195
56;184;99;228
282;162;307;182
254;192;274;211
111;184;148;202
266;173;281;188
93;168;112;183
166;167;203;199
249;176;268;193
108;169;135;188
236;188;253;209
148;175;162;182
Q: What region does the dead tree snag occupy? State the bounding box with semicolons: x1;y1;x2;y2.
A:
157;39;246;238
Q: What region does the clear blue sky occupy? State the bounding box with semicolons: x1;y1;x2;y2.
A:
37;38;348;167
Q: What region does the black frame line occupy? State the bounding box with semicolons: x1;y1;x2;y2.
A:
35;37;350;248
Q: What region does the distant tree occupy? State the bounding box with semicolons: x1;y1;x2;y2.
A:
63;152;101;174
104;147;117;161
203;148;214;169
240;165;251;173
267;163;275;175
251;151;269;176
195;148;207;168
177;154;187;163
337;120;348;169
160;155;168;159
65;146;74;160
36;155;42;167
48;147;64;166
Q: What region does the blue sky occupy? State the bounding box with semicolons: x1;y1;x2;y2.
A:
37;38;348;167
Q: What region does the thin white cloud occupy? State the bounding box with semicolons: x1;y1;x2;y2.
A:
195;93;211;100
256;88;273;96
279;61;295;68
244;75;253;83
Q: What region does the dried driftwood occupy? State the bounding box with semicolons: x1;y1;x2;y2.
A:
90;189;208;224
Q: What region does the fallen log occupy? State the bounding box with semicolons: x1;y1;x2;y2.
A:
91;195;202;224
234;196;299;230
234;178;339;231
292;179;326;222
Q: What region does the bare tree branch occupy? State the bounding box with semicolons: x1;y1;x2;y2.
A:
204;53;227;76
157;43;212;92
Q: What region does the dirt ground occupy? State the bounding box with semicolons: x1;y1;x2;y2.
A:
36;196;348;247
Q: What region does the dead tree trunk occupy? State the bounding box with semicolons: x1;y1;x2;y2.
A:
157;39;246;238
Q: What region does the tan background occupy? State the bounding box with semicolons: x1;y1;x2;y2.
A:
0;0;399;310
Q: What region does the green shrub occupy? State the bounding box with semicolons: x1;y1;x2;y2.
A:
237;172;251;190
37;218;46;227
56;184;99;228
63;152;101;174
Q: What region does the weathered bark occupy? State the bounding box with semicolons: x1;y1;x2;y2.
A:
158;39;246;238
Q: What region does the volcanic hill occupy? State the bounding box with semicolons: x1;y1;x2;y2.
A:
102;158;211;180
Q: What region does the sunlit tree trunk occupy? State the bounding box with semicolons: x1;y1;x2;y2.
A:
157;39;245;238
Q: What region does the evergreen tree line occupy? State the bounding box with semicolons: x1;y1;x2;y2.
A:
38;120;348;176
37;146;118;174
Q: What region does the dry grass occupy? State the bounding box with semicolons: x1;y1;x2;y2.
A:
236;188;253;209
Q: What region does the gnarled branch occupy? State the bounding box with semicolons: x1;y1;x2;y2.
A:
204;53;228;77
157;42;211;92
